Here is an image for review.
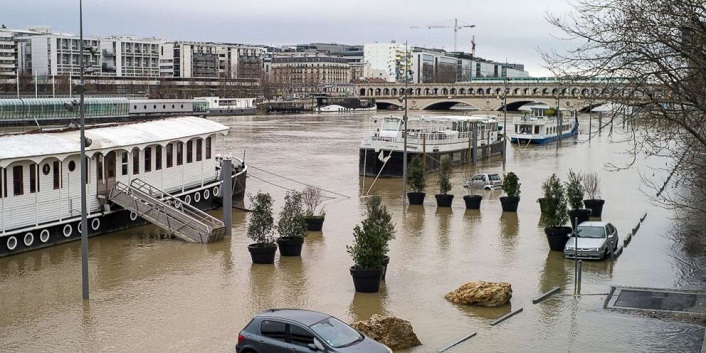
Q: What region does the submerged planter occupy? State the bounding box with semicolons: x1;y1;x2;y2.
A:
435;194;454;207
545;226;572;251
248;243;277;264
304;216;325;231
276;237;304;256
568;209;592;229
499;196;520;212
350;266;383;293
463;195;483;210
583;199;605;218
407;192;426;205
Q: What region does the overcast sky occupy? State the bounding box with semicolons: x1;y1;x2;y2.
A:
3;0;577;77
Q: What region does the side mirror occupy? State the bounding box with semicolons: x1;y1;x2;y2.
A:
308;338;325;351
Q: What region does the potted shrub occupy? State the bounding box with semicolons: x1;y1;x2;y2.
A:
582;172;605;217
406;155;426;205
247;191;277;264
499;172;521;212
461;170;483;210
302;186;326;231
435;156;454;207
565;169;591;229
541;174;572;251
276;191;308;257
347;195;395;293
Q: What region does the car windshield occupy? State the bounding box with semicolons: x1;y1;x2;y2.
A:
310;317;362;348
577;226;606;238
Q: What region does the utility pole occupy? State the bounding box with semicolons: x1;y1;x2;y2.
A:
402;41;409;202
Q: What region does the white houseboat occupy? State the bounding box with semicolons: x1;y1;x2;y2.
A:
0;116;247;257
510;106;578;144
195;97;257;116
360;115;502;177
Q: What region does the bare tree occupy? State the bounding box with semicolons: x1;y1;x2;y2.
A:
542;0;706;221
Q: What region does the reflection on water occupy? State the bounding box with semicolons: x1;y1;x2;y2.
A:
0;112;704;352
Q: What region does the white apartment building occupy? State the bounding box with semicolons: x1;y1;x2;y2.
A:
30;33;101;77
169;42;265;79
363;43;411;83
0;31;15;79
99;36;161;77
270;53;351;95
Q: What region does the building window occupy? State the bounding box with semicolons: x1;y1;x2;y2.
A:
53;161;61;189
166;143;174;168
196;139;203;161
144;146;152;172
13;165;23;196
30;163;39;193
121;152;128;175
186;140;193;163
132;148;140;175
205;137;212;159
176;142;183;166
156;145;163;170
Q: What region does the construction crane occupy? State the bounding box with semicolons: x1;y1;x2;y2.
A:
418;18;475;52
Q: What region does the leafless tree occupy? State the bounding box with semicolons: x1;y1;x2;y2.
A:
542;0;706;221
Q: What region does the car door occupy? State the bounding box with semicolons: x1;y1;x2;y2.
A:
258;320;292;353
288;324;321;353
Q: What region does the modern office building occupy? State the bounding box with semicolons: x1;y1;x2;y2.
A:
99;36;161;77
0;31;15;79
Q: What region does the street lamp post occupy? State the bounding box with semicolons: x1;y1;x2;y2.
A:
402;42;409;202
78;0;89;300
502;78;509;168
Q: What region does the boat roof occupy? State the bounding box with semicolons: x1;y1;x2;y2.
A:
0;116;228;167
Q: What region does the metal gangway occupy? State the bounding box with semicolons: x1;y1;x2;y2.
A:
108;179;226;243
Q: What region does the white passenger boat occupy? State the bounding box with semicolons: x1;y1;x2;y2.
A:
0;116;247;257
510;106;578;144
359;115;502;177
195;96;257;115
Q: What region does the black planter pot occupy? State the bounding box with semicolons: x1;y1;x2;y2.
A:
500;196;520;212
583;199;605;217
545;226;572;251
304;216;325;231
568;209;592;229
407;192;426;205
463;195;483;210
276;237;304;257
381;256;390;281
248;243;277;264
350;266;383;293
435;194;454;207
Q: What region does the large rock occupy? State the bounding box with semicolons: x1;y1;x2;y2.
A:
444;281;512;306
350;314;422;350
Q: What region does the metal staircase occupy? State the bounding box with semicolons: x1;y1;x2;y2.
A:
108;179;226;243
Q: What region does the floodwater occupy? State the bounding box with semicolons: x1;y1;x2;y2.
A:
1;111;704;352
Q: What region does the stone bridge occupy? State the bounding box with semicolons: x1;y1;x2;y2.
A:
354;79;632;111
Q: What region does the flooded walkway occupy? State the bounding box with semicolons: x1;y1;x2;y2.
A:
0;112;704;352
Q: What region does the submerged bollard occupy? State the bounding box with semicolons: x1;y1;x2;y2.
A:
576;260;583;295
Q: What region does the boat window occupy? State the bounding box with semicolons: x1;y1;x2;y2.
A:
132;148;140;175
166;144;174;168
84;157;90;184
186;140;193;164
176;142;184;166
144;147;152;172
205;137;212;159
196;139;203;162
0;168;4;198
68;161;76;172
155;145;163;170
53;161;61;189
121;152;128;176
30;163;39;193
13;165;23;196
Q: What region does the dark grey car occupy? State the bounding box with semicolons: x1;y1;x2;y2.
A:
236;309;392;353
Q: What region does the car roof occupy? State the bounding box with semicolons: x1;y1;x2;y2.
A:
578;221;609;227
255;308;331;326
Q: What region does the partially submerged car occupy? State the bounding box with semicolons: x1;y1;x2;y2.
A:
464;172;503;190
564;221;619;260
236;308;392;353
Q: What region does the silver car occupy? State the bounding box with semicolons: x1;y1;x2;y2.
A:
564;221;619;260
464;173;503;190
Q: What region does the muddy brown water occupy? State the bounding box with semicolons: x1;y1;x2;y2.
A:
0;111;704;352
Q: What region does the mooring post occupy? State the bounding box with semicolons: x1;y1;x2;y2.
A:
222;159;233;237
577;260;583;295
472;123;478;166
